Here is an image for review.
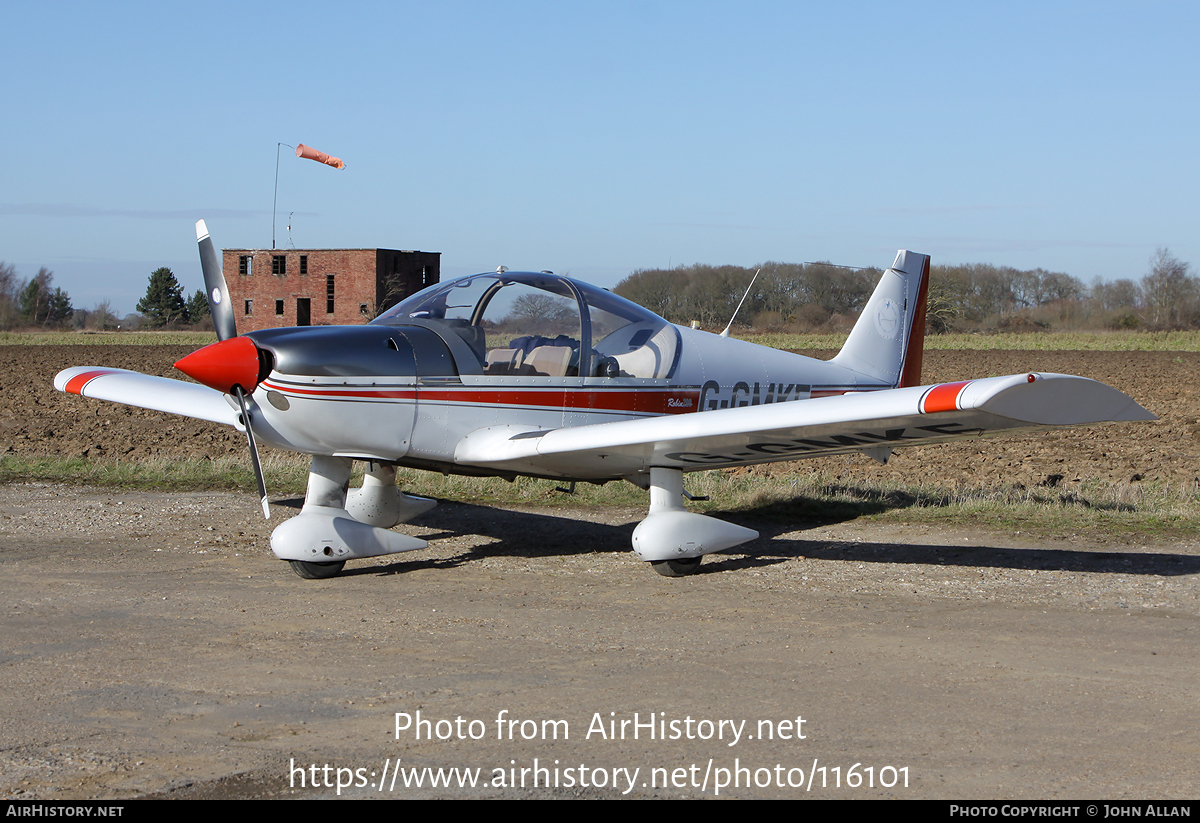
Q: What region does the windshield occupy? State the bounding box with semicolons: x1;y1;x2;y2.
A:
374;272;678;379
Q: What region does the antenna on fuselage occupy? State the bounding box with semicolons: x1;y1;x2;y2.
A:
719;268;761;338
272;142;295;250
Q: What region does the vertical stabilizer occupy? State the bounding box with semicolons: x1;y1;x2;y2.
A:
830;250;930;388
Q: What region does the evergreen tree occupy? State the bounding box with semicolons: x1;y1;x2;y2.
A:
18;278;43;320
18;267;72;326
45;287;73;325
186;288;210;323
137;267;188;326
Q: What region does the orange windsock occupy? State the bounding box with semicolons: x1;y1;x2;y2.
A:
295;143;345;170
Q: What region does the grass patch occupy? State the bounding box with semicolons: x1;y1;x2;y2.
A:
6;455;1198;539
705;471;1200;537
0;453;645;506
0;453;312;493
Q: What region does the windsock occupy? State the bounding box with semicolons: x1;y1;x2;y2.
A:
295;143;345;170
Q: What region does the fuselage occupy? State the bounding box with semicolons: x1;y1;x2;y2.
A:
234;272;890;480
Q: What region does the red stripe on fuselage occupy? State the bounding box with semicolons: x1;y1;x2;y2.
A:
419;387;700;414
259;380;701;415
64;369;121;395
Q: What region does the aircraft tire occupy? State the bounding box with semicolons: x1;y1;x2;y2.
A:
650;557;702;577
288;560;346;579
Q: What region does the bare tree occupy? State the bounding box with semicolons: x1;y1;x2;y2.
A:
1141;247;1195;328
1091;277;1142;312
0;261;18;329
87;299;119;330
924;277;961;334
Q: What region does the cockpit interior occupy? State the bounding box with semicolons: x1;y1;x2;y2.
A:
373;272;680;380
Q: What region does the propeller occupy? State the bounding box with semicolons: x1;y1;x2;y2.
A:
234;386;270;520
189;220;270;519
196;220;238;342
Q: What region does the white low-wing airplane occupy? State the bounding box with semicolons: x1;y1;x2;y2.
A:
55;222;1155;579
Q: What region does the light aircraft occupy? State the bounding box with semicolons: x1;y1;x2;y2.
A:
55;221;1155;579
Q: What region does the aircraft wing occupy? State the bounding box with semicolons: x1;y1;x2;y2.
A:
54;367;240;427
455;373;1157;477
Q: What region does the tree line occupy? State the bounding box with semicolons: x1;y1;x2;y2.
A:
0;264;210;331
3;249;1196;334
0;263;74;329
613;248;1199;333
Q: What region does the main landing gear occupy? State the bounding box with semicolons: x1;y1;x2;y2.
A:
272;461;754;580
631;467;758;577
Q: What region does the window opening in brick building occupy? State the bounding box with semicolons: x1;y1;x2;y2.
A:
296;298;311;326
244;300;252;315
275;299;284;316
299;255;308;275
326;275;335;314
272;255;287;275
239;255;251;275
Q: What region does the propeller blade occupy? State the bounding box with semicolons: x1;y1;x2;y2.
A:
234;387;270;520
196;219;238;342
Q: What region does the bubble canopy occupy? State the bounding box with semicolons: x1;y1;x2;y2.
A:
373;272;680;379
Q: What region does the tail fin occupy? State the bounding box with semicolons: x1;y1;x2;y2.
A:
830;250;930;388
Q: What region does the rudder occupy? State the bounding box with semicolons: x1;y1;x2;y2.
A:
830;250;930;388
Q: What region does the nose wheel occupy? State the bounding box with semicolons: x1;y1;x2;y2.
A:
272;456;430;579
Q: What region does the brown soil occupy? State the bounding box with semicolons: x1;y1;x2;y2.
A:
5;346;247;462
802;348;1200;491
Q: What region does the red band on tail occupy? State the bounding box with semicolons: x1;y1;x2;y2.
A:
898;256;930;389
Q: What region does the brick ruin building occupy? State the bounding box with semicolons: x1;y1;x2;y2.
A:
222;248;440;331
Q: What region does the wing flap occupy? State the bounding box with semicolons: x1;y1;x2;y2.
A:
54;367;240;427
454;373;1155;477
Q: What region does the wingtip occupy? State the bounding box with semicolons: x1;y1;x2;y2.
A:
1115;403;1159;422
196;220;209;242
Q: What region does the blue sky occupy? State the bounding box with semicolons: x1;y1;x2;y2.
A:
2;1;1197;315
